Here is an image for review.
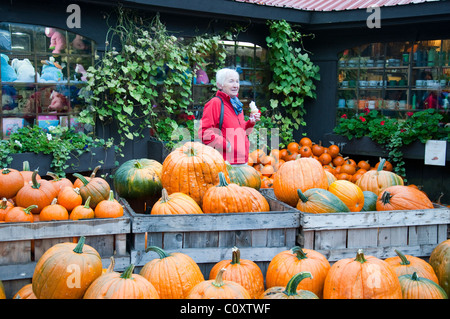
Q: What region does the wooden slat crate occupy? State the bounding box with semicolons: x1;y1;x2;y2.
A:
263;189;449;262
0;214;131;298
121;191;301;279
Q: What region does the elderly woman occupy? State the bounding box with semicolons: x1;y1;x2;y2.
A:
198;68;260;164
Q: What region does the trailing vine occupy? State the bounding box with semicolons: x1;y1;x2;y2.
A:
265;19;320;147
80;8;227;154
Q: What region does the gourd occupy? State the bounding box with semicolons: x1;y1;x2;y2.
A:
323;249;402;299
209;246;264;299
296;188;350;214
186;268;251;299
260;272;319;299
139;246;204;299
226;162;261;190
328;179;365;212
32;236;103;299
151;189;203;215
273;157;328;207
72;172;110;209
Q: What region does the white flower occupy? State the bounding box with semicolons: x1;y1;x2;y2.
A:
14;140;22;148
46;133;52;141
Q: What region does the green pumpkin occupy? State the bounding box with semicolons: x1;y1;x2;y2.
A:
296;188;350;214
226;162;261;190
113;159;163;200
361;191;378;212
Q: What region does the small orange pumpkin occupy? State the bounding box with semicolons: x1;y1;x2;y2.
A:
13;284;37;299
57;187;83;212
39;198;69;221
0;197;14;221
150;188;203;215
4;205;37;223
70;196;95;220
186;268;251;299
94;190;123;218
0;168;24;199
241;186;270;212
46;172;74;193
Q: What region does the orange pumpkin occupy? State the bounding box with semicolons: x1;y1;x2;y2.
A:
202;172;253;214
39;198;69;221
15;170;58;214
376;185;434;211
13;284;37;299
384;249;439;284
73;165;100;189
326;144;340;158
299;137;313;148
0;197;14;221
32;236;103;299
265;246;330;298
241;186;270;212
323;249;402;299
19;161;40;185
287;142;300;154
46;172;74;193
139;246;204;299
4;204;37;223
83;264;159;299
298;145;312;158
311;143;324;157
69;196;95;220
398;272;448;299
161;142;229;206
260;271;319;299
186;268;251;299
318;152;332;165
355;158;404;196
94;190;123;219
151;188;203;215
57;186;83;212
209;247;264;299
328;180;364;212
0;168;24;199
273;157;328;207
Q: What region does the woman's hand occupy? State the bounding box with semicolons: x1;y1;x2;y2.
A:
249;112;261;123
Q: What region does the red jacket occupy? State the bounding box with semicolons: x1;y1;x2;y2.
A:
198;90;255;164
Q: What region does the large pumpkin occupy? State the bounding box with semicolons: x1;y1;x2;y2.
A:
398;272;448;299
376;185;434;211
209;247;264;299
328;180;365;212
323;249;402;299
83;264;159;299
296;188;350;214
226;162;261;190
361;190;378;212
384;249;439;284
161;141;229;206
0;168;24;199
113;158;163;201
202;172;253;214
15;170;58;214
265;246;330;298
72;173;111;209
355;158;404;195
186;268;251;299
273;157;328;207
151;188;203;215
139;246;204;299
260;271;319;299
32;236;103;299
429;239;450;296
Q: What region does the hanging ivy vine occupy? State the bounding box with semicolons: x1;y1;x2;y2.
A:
265;19;320;147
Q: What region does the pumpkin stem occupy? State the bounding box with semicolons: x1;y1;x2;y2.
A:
411;272;419;281
212;268;226;287
291;246;308;260
31;170;41;189
46;172;60;181
377;158;386;172
160;189;170;203
355;249;367;264
0;198;8;209
106;256;115;273
84;196;92;208
297;189;309;203
381;191;393;204
73;236;86;254
90;165;101;178
283;272;313;296
73;173;89;186
133;160;143;169
145;246;171;259
22;161;30;171
50;198;58;205
2;168;11;174
120;264;135;279
217;172;229;187
73;187;80;195
108;190;115;201
23;205;38;214
230;246;241;265
394;249;411;266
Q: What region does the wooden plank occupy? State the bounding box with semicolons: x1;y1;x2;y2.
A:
347;228;378;248
301;206;449;230
314;229;347;250
377;227;408;247
409;225;439;246
130;246;290;267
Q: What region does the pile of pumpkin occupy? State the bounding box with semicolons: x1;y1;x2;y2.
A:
113;141;270;215
0;164;123;223
4;236;449;299
249;137;397;188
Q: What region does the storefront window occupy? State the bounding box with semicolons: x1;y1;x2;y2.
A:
0;22;95;139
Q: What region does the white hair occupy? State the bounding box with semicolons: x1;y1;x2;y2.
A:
216;68;239;88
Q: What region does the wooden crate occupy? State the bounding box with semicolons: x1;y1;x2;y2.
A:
121;190;301;279
0;214;130;298
263;189;449;262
